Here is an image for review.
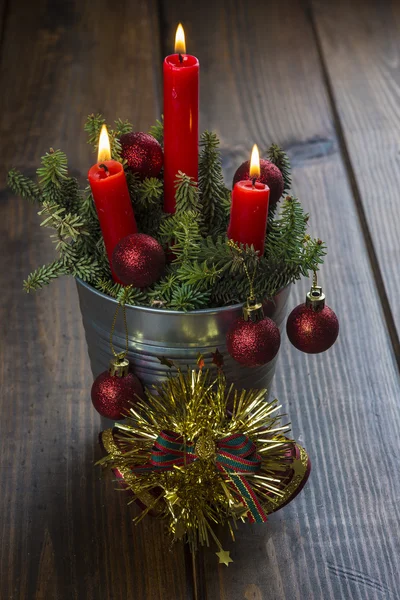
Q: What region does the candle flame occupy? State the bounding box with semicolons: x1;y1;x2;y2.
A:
175;23;186;54
249;144;260;179
98;124;111;162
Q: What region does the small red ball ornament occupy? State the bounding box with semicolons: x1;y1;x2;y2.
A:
227;299;281;367
112;233;166;288
120;132;163;180
91;356;143;420
232;158;284;206
287;279;339;354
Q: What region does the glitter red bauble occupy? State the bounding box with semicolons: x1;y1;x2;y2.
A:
286;304;339;354
112;233;166;288
226;317;281;367
91;371;143;420
120;132;163;180
232;159;284;206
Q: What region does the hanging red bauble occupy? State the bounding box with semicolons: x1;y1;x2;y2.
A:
232;158;284;206
112;233;166;288
91;356;143;420
226;299;281;367
287;279;339;354
120;132;163;180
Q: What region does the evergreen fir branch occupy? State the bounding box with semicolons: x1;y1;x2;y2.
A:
149;116;164;145
175;172;200;215
168;284;211;311
114;118;133;137
265;196;307;262
197;236;234;270
84;114;125;161
80;186;100;230
37;149;69;204
95;278;123;298
160;211;203;264
58;177;81;213
177;260;222;289
13;122;325;304
131;177;164;237
85;114;106;148
39;201;89;241
66;255;100;282
301;237;327;275
266;144;291;194
198;131;230;234
7;169;41;204
94;278;148;305
23;260;68;292
148;271;179;307
126;171;141;200
135;178;163;208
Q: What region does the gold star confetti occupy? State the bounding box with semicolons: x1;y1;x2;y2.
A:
216;549;233;566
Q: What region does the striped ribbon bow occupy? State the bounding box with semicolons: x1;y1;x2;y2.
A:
141;430;267;523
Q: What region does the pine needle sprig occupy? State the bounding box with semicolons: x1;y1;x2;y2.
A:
23;260;68;292
266;144;291;194
178;261;222;289
175;172;201;215
198;131;230;234
169;284;211;311
95;278;149;305
7;170;41;204
148;271;180;307
84;114;132;161
149;116;164;145
84;114;106;148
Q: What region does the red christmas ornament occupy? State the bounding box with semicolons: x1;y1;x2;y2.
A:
227;299;281;367
112;233;166;288
287;278;339;354
91;356;143;420
120;132;163;180
232;158;284;206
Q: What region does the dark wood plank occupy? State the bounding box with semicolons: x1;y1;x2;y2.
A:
311;0;400;356
0;1;190;599
161;1;400;598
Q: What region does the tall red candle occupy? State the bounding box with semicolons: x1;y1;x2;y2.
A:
227;145;270;256
88;125;137;282
163;23;199;213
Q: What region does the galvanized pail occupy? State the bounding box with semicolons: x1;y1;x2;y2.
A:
76;279;291;392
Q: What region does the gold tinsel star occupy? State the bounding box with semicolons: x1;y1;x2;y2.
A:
165;489;180;505
216;549;233;566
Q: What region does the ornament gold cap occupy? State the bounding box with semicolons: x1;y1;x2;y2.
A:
306;285;326;311
243;297;264;322
109;354;130;377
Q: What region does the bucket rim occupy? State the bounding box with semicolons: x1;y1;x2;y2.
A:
75;277;246;316
76;278;289;317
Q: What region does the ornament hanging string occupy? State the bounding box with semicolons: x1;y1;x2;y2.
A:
109;285;133;361
227;240;258;301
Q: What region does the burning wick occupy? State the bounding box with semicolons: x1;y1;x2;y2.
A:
99;163;109;175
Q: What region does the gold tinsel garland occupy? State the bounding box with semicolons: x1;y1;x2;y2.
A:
99;368;310;564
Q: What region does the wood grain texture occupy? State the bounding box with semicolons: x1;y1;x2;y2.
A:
311;0;400;355
0;1;190;599
160;1;400;598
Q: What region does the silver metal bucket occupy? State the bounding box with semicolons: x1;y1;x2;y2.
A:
76;279;291;392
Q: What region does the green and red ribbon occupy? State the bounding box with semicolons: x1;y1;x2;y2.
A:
135;430;267;523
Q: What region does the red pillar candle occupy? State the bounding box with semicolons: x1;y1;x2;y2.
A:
228;145;270;256
163;23;199;213
88;125;138;282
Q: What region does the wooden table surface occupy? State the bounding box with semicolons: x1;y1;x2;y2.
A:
1;1;400;598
